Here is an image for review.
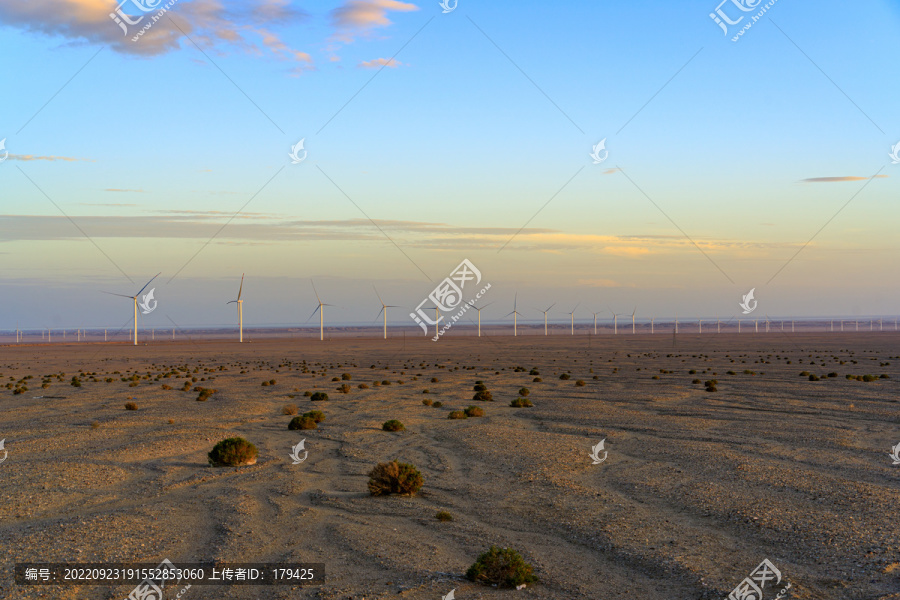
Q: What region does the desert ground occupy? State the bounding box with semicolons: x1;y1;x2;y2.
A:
0;332;898;600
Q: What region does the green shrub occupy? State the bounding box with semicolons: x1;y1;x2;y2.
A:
310;392;329;401
559;373;570;380
289;416;317;430
518;388;529;396
341;373;352;380
448;410;468;419
473;383;487;392
382;419;405;432
473;390;493;401
358;383;369;389
809;374;820;381
337;383;351;393
575;380;585;387
367;461;423;496
799;371;810;377
303;390;313;397
422;398;433;406
466;546;538;588
302;410;325;423
533;377;542;382
464;406;484;417
529;369;539;375
692;379;701;384
510;397;533;407
208;437;258;467
432;401;443;408
435;510;453;522
862;374;877;382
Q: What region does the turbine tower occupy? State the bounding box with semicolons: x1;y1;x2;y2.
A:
467;300;493;337
567;303;580;335
538;303;556;336
608;308;620;335
592;311;602;335
308;280;335;341
505;293;524;337
102;273;160;346
226;273;245;342
374;286;401;340
631;308;636;334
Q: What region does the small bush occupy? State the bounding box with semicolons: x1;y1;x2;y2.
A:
289;416;317;430
161;384;172;390
559;373;570;380
575;380;585;387
422;398;433;406
518;388;529;396
282;404;298;415
367;461;423;496
432;401;443;408
799;371;810;377
435;510;453;522
331;377;340;382
381;380;391;386
382;419;405;432
358;383;369;389
261;381;269;386
90;421;100;429
208;437;258;467
338;383;351;393
862;374;877;382
692;379;702;384
124;402;138;410
431;377;439;383
809;374;820;381
473;383;487;392
533;377;542;382
302;410;325;423
510;397;533;407
310;392;329;402
448;410;468;419
473;390;493;402
464;406;484;417
341;373;352;380
466;546;538;588
529;369;539;375
303;390;313;397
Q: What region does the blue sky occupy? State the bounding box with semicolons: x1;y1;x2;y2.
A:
0;0;898;330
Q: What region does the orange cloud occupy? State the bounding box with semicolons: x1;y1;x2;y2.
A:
358;57;404;68
7;154;92;162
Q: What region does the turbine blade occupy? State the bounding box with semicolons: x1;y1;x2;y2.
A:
545;302;556;312
306;305;321;323
311;279;321;304
226;300;237;305
102;291;135;299
237;273;244;301
373;285;385;306
135;272;161;297
375;307;385;321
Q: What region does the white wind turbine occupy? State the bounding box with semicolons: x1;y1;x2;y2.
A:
307;280;335;341
537;302;556;336
102;273;160;346
592;311;602;335
374;286;402;340
631;308;636;334
568;303;580;335
467;300;494;337
505;293;524;337
650;316;655;334
226;273;245;342
608;308;620;335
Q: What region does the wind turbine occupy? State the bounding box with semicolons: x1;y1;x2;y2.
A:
537;303;556;336
308;280;335;341
505;293;524;337
650;317;655;334
467;300;493;337
631;308;636;334
592;311;602;335
608;308;620;335
102;273;160;346
374;286;402;340
698;319;702;334
227;273;245;342
568;303;580;335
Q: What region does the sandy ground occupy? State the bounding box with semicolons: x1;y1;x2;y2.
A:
0;332;898;600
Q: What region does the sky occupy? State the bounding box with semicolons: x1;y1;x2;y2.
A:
0;0;899;331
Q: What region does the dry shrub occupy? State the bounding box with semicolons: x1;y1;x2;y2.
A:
282;404;298;415
367;461;423;496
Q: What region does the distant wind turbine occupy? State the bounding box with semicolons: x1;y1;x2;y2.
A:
537;303;556;336
373;286;402;340
467;300;493;337
102;273;160;346
608;308;620;335
227;273;245;342
307;280;335;341
631;308;636;334
505;293;524;337
568;303;580;335
592;311;602;335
